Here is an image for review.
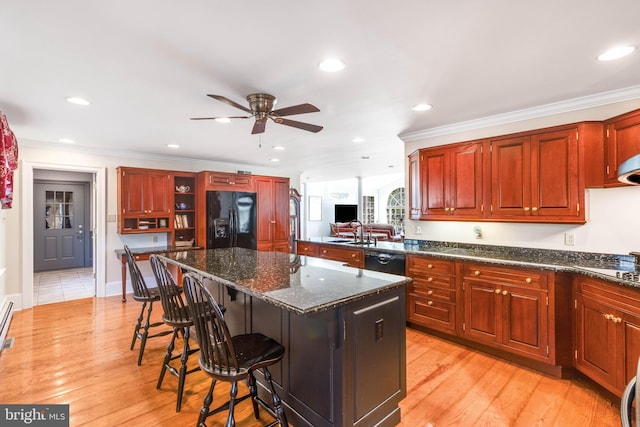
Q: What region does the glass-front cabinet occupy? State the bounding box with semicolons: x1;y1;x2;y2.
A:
289;188;301;253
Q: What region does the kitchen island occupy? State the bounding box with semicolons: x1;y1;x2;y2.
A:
159;247;410;427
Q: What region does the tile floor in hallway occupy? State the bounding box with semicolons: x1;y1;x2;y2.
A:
33;267;95;305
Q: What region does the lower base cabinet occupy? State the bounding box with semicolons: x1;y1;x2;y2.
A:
575;276;640;396
461;263;551;361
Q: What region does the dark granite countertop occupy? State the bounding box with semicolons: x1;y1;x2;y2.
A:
158;247;410;315
115;245;203;257
301;237;640;289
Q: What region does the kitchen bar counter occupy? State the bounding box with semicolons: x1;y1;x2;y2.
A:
159;247;409;427
301;237;640;288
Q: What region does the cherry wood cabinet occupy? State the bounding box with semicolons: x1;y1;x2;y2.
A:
406;255;457;333
488;127;584;223
117;167;172;233
575;275;640;396
603;109;640;187
201;171;255;191
296;242;364;268
256;176;290;252
408;150;421;219
460;263;551;361
419;141;484;220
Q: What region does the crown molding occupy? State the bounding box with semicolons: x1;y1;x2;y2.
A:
399;85;640;142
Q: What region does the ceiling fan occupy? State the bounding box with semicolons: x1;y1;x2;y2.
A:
191;93;323;134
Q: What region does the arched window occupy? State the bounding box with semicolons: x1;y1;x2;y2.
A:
386;188;405;232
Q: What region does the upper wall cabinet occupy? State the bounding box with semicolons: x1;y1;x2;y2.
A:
408;150;421;219
117;167;172;233
488;126;584;223
420;141;484;220
202;171;255;192
604;109;640;187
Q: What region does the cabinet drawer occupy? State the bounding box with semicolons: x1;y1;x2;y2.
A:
408;294;456;333
297;242;320;257
407;255;455;276
411;273;456;291
319;246;364;267
410;283;455;303
577;275;640;317
461;263;548;290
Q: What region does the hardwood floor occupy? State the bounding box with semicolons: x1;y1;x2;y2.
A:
0;296;621;426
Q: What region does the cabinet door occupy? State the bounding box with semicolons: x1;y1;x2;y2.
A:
502;285;548;359
463;280;501;344
621;317;640;391
449;142;484;217
421;148;449;217
146;171;172;214
575;293;618;392
530;129;580;219
489;136;531;218
605;110;640;186
408;151;421;219
407;294;456;333
120;169;147;215
256;177;290;251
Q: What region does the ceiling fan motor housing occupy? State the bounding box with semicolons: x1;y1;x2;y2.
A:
247;93;277;115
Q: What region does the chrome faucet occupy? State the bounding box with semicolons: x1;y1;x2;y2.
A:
351;219;364;243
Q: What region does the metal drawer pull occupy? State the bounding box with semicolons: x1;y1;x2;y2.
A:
525;278;532;283
427;301;433;306
427;290;433;295
603;313;612;320
427;277;433;282
351;254;356;257
502;290;508;296
494;289;501;294
474;270;480;276
322;250;327;254
427;264;433;269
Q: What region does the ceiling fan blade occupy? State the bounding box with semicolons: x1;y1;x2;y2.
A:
207;94;253;113
190;116;251;120
271;103;320;117
273;117;323;133
251;119;267;134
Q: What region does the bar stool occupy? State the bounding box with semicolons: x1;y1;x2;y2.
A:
149;255;200;412
123;245;172;366
182;273;288;427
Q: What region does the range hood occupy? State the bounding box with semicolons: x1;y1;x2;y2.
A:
618;154;640;185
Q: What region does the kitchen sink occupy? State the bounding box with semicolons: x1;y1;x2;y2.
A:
347;241;374;246
327;239;352;243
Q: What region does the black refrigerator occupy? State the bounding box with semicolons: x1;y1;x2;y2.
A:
206;191;257;249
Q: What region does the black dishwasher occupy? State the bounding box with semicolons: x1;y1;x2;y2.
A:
364;251;406;275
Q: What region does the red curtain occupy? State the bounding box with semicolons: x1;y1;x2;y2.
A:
0;111;19;209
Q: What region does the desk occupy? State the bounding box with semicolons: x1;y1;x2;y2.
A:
115;245;202;302
159;248;409;427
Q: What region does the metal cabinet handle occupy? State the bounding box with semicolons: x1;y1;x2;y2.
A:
427;277;433;282
322;250;327;254
474;270;480;276
427;264;433;269
502;290;508;296
351;253;356;257
427;301;433;306
304;247;309;251
427;290;433;295
532;207;538;212
603;313;612;320
494;289;501;294
524;207;530;211
525;278;532;283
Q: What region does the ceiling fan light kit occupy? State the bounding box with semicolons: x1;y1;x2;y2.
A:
191;93;323;134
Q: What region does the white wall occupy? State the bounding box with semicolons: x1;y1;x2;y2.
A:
403;99;640;255
1;141;298;308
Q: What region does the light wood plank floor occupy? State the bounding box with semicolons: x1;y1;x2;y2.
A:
0;296;621;426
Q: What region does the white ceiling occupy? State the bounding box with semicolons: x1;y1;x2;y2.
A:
1;1;640;182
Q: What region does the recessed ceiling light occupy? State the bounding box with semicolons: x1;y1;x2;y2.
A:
58;138;74;144
215;117;231;123
66;97;90;106
272;145;285;150
388;165;394;168
319;58;345;72
412;103;432;112
167;144;180;149
361;156;370;160
270;158;280;162
598;45;635;61
352;137;365;143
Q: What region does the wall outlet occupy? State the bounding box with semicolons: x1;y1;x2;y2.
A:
415;225;422;234
564;232;575;246
107;214;117;222
152;236;158;243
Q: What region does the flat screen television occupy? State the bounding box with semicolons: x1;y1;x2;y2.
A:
334;204;357;223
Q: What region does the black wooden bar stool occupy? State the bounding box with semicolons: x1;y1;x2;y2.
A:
182;273;288;427
149;255;200;412
123;245;172;366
